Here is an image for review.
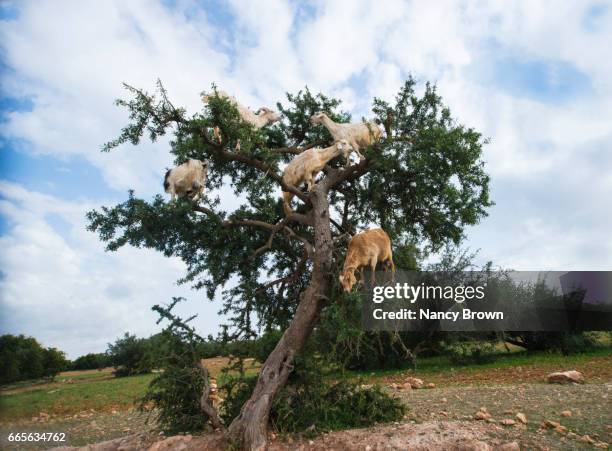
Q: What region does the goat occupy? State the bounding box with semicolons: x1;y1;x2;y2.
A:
164;159;209;203
282;139;354;215
310;112;382;164
338;228;395;292
201;89;281;129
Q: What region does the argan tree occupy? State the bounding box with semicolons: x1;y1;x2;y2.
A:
87;78;491;450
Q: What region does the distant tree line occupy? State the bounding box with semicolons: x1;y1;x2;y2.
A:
0;334;68;384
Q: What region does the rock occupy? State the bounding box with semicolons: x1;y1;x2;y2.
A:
500;419;516;426
426;383;436;389
402;382;413;390
487;418;497;424
454;439;492;451
580;435;595;444
594;442;609;449
441;397;448;403
405;377;424;389
148;435;193;451
473;411;490;421
560;410;572;417
543;420;561;429
515;412;527;424
555;425;567;434
365;446;372;451
546;370;585;384
498;442;520;451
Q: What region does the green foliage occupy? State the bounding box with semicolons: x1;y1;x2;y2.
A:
88;78;492;338
140;298;215;434
505;331;598;355
442;340;498;365
221;355;405;434
107;333;153;377
0;334;68;384
71;352;111;371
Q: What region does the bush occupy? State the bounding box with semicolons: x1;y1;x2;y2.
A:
141;331;209;434
107;333;153;377
71;352;111;371
505;332;598;355
140;299;220;434
443;340;498;365
221;355;406;434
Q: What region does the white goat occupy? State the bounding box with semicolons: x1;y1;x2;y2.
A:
201;89;281;129
310;112;382;164
164;159;209;203
282;139;354;215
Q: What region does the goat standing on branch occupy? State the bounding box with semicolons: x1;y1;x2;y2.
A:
202;89;281;147
339;228;395;292
310;111;382;164
164;159;209;202
282;139;354;215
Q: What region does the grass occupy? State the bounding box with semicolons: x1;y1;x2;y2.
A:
0;373;154;422
335;347;612;385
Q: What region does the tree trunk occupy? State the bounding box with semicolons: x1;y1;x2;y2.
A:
227;188;333;450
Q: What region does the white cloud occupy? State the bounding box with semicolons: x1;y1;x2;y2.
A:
0;182;222;358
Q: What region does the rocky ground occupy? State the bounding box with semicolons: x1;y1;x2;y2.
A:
2;380;609;450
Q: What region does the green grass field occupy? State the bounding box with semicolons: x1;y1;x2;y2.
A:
0;371;154;422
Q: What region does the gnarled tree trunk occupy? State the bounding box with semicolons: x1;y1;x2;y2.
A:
227;188;333;450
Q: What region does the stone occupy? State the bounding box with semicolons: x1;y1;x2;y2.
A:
500;419;516;426
498;442;520;451
515;412;527;424
560;410;572;417
581;435;595;444
405;377;424;389
546;370;585;384
473;411;490;421
543;420;561;429
426;383;436;389
454;439;492;451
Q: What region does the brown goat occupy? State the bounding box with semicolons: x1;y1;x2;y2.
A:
338;228;395;292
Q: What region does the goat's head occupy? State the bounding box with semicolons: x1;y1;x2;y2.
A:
185;181;201;201
257;107;281;124
335;139;353;159
310;111;328;125
338;268;357;293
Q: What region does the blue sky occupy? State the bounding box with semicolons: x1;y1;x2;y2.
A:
1;0;611;358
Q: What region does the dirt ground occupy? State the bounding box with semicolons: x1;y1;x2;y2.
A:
2;381;609;450
1;355;610;450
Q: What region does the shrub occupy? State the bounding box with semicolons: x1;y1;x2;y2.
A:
107;333;153;377
221;354;406;434
140;331;209;434
140;299;220;434
443;340;498;365
71;352;111;371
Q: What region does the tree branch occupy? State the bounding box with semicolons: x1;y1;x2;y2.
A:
270;140;323;155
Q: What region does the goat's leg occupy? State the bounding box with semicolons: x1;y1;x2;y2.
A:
306;176;314;192
352;142;365;161
370;259;377;286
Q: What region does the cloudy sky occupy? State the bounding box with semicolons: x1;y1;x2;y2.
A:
1;0;611;358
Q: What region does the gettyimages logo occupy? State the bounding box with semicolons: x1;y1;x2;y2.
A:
361;271;612;332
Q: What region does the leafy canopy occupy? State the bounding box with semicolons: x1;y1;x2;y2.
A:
87;78;491;338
